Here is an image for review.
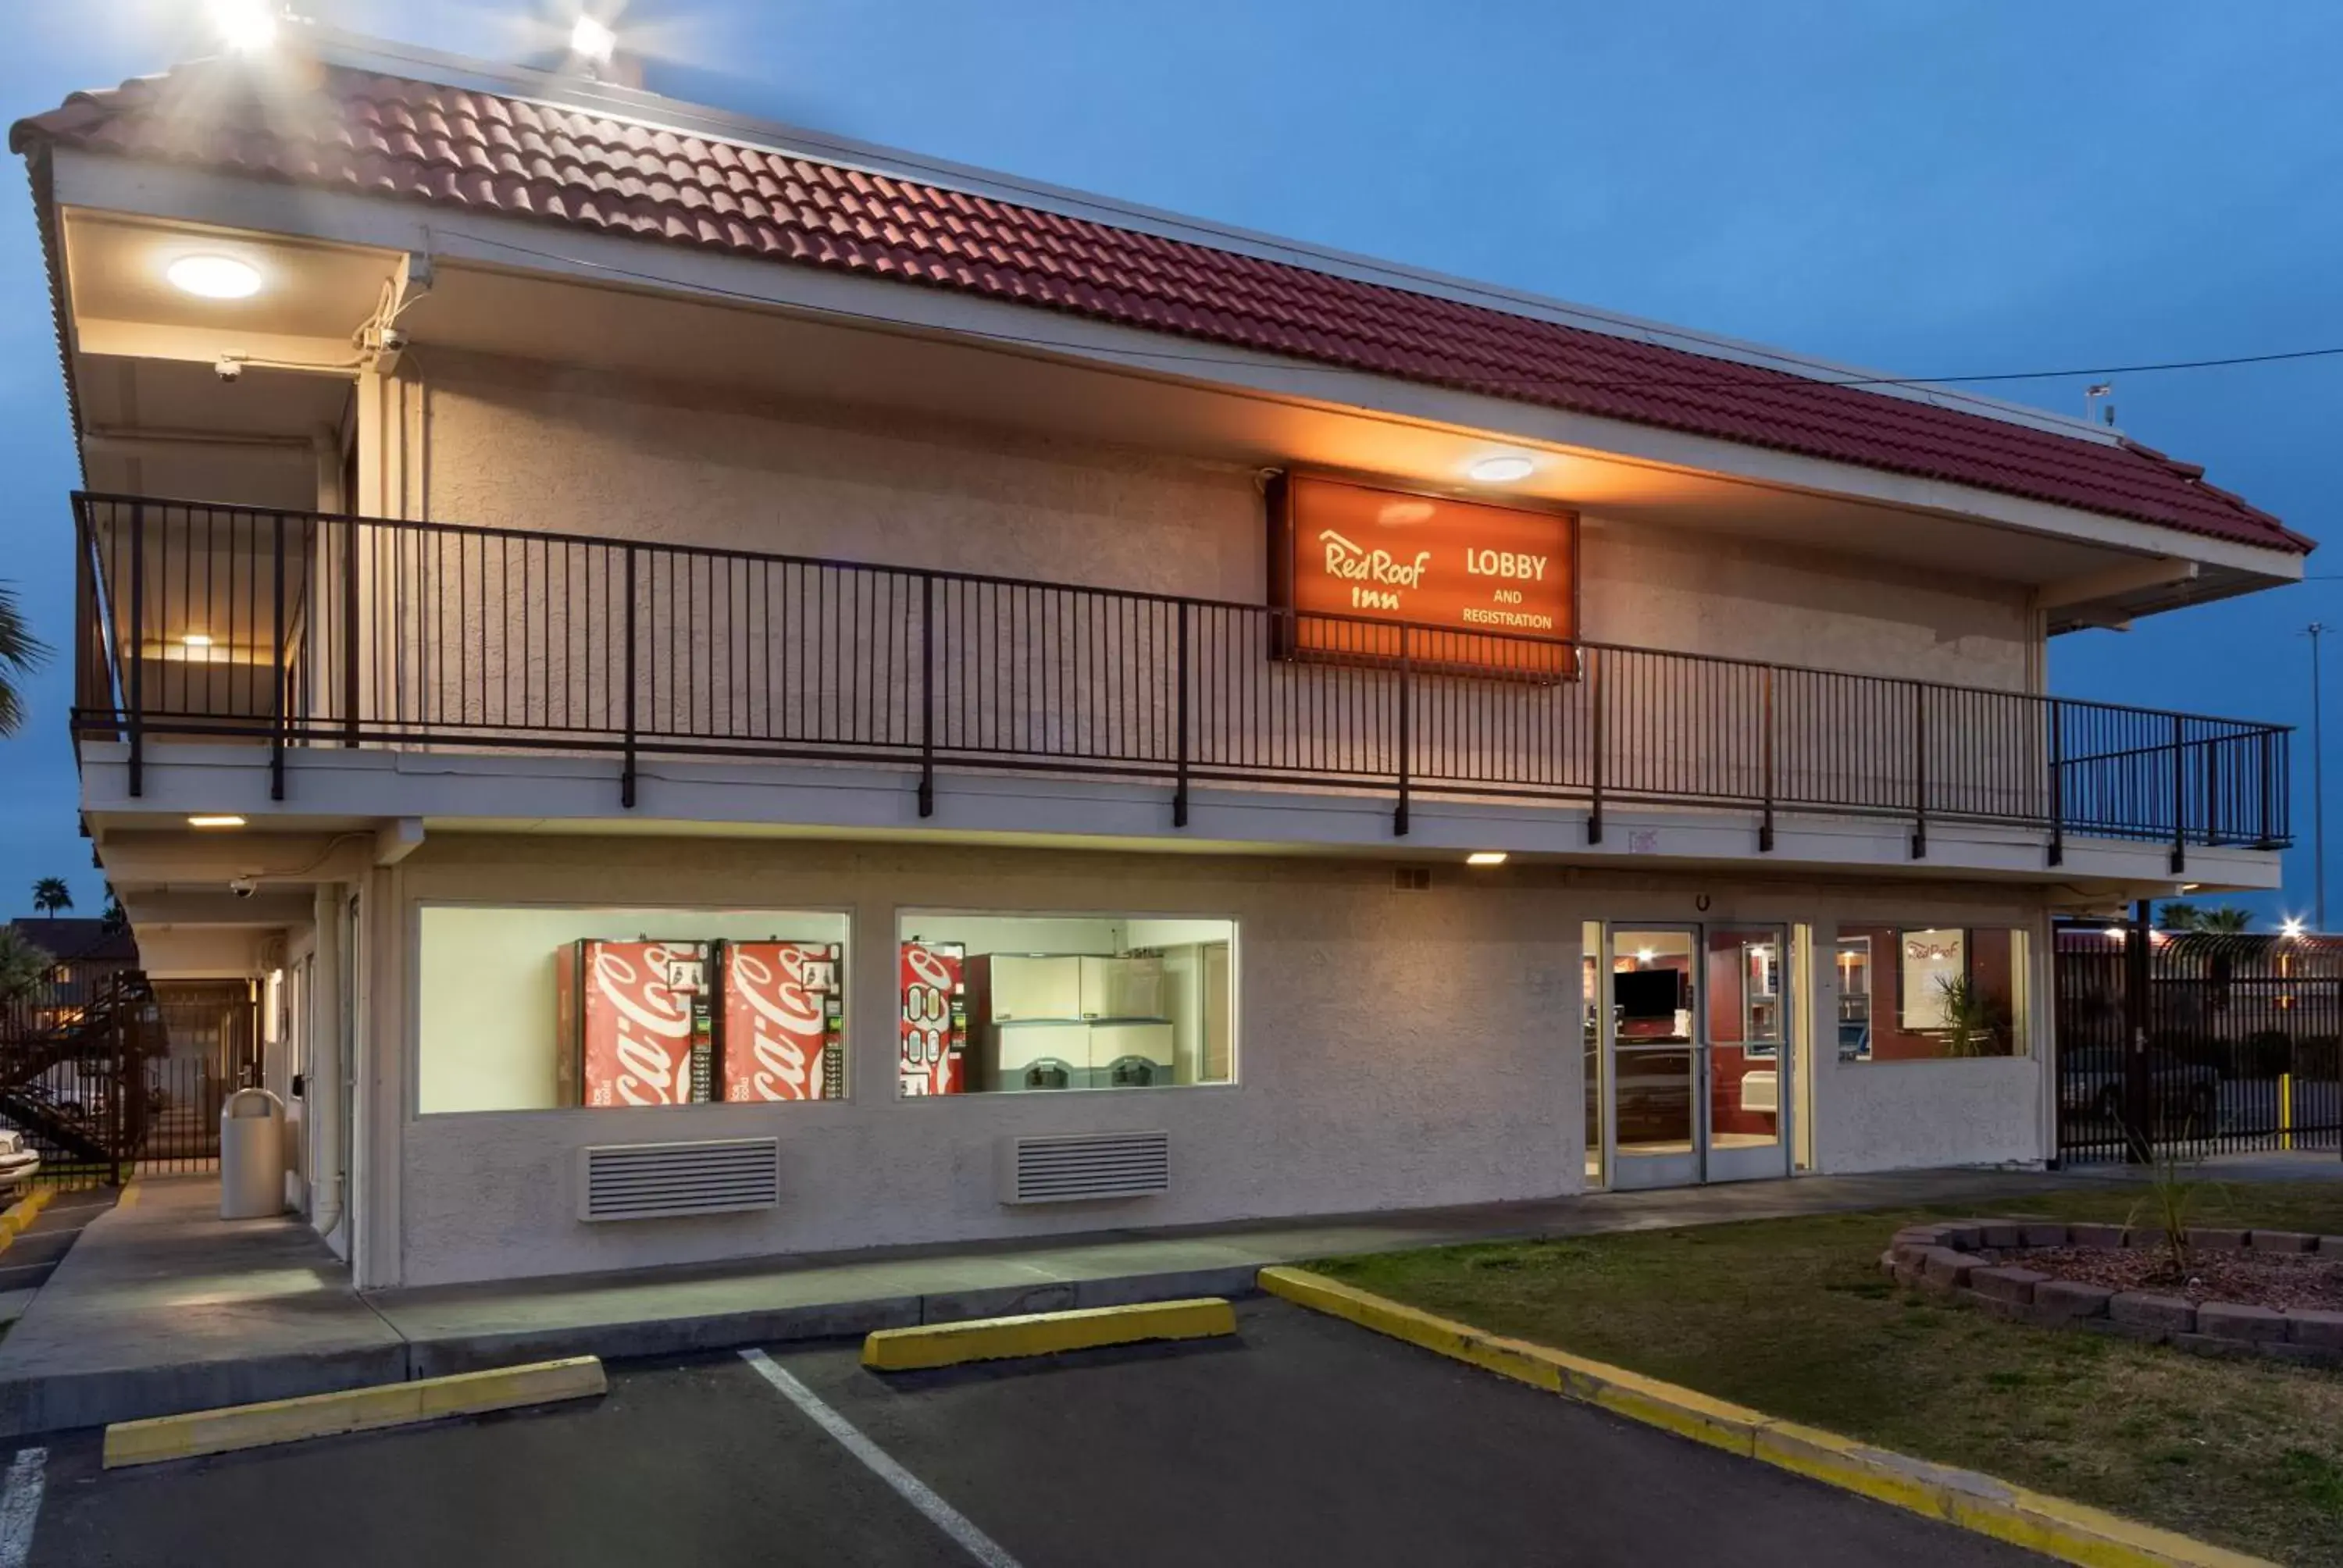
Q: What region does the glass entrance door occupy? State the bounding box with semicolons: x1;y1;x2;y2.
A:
1607;928;1699;1188
1603;924;1795;1188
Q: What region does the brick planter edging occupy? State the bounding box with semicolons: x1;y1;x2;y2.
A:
1881;1221;2343;1368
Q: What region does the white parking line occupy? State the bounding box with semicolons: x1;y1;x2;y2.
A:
738;1349;1022;1568
0;1448;45;1568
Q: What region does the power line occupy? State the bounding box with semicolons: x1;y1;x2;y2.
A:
431;225;2343;403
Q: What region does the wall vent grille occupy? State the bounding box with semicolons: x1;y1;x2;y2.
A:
578;1137;780;1223
1000;1130;1172;1205
1392;866;1432;891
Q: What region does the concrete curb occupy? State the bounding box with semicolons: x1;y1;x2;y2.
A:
1257;1267;2273;1568
101;1356;608;1469
862;1298;1236;1370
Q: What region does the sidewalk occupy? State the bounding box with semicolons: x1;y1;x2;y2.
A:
0;1162;2274;1438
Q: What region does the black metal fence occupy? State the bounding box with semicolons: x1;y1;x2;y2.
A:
2054;925;2342;1163
73;494;2291;858
0;969;258;1185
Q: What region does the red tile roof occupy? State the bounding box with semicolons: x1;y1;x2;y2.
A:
11;59;2309;555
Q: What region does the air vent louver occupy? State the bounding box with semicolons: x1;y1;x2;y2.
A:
1000;1130;1172;1205
578;1137;780;1222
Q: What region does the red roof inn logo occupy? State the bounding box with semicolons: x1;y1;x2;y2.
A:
1271;474;1578;672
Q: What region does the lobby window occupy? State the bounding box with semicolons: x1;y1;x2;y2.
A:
897;913;1236;1096
1836;925;2031;1061
415;905;847;1114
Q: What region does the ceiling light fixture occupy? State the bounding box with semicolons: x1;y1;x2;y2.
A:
1467;454;1535;484
188;814;248;829
181;633;214;649
166;255;263;300
571;14;619;66
1464;851;1508;867
207;0;280;52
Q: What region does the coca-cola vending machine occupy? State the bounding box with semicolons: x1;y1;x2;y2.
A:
555;939;715;1107
898;941;968;1096
718;940;843;1102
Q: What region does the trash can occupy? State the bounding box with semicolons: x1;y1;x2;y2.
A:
220;1088;287;1220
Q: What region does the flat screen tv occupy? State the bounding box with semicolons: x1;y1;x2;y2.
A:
1614;968;1686;1022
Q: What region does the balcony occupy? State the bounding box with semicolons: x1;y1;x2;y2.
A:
70;494;2291;869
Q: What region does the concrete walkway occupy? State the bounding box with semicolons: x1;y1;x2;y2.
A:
0;1160;2314;1438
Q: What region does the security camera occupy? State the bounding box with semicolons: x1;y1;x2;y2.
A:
229;876;257;899
215;355;244;383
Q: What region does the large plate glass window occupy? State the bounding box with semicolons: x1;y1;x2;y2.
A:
1835;925;2032;1061
897;914;1236;1096
415;905;847;1114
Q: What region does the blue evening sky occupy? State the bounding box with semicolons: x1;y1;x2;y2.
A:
0;1;2334;922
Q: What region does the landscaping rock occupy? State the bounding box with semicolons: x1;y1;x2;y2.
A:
1922;1249;1988;1288
1942;1225;1985;1253
2248;1230;2316;1253
2066;1223;2125;1249
2172;1331;2263;1361
2187;1228;2250;1252
1968;1267;2047;1305
2195;1301;2289;1343
2124;1228;2169;1253
2019;1223;2069;1249
2317;1236;2343;1256
2031;1280;2113;1320
1977;1222;2022;1249
1892;1226;1952;1248
2108;1292;2196;1333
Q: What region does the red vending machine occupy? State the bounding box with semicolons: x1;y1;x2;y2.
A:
718;940;843;1102
556;939;715;1107
898;941;968;1096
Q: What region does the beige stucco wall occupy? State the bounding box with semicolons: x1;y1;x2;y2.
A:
412;351;2035;689
360;831;2050;1288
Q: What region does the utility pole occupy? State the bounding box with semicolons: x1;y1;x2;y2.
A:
2312;624;2331;934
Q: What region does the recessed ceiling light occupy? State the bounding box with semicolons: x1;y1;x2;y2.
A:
572;14;619;64
1467;454;1535;484
181;633;214;649
166;255;262;300
188;814;248;829
1464;851;1508;866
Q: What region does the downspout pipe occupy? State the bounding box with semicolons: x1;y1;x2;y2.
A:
309;882;347;1248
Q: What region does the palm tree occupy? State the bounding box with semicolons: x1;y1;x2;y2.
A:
2156;902;2202;932
2197;907;2254;934
0;580;45;739
30;878;71;919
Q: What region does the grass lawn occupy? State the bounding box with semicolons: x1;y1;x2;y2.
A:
1313;1180;2343;1566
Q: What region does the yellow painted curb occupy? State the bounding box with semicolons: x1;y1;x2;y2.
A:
116;1181;141;1210
862;1298;1237;1371
102;1356;608;1470
1258;1267;2270;1568
0;1188;54;1254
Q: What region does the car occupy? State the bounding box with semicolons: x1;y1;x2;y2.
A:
2059;1045;2218;1129
0;1130;42;1197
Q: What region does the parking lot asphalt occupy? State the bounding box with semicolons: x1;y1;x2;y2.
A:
0;1188;115;1303
15;1297;2048;1567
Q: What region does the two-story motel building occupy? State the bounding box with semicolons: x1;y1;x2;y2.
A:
9;30;2309;1288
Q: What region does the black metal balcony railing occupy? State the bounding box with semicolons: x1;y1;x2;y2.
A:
70;494;2291;866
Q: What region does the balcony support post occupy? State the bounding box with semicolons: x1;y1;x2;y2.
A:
2170;713;2187;875
127;501;144;799
1909;683;1926;859
621;543;637;810
918;575;936;819
341;519;360;747
1759;665;1776;853
270;511;287;802
1173;602;1190;829
2046;698;2064;868
1587;646;1604;846
1394;625;1412;837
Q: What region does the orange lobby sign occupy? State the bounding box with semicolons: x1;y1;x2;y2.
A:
1268;474;1578;673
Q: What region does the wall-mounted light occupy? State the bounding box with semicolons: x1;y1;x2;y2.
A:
188;814;248;829
1464;851;1507;867
572;13;619;66
1635;947;1655;965
167;255;263;300
2102;925;2127;940
1467;454;1535;484
2282;917;2306;939
181;633;214;649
